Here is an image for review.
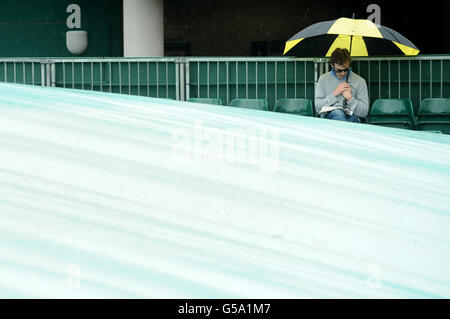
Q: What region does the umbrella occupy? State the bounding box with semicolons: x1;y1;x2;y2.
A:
283;17;419;57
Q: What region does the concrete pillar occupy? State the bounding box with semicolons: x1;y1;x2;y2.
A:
123;0;164;57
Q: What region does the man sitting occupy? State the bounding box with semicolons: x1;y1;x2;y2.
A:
315;48;369;122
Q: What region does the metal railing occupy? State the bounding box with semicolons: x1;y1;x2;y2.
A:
0;58;181;99
1;55;450;114
185;57;317;109
52;58;181;99
0;58;47;86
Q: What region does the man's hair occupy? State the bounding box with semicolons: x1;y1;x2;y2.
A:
330;48;351;66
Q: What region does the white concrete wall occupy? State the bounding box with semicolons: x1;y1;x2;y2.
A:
123;0;164;57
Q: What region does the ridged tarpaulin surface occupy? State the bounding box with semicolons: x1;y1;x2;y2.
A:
0;83;449;298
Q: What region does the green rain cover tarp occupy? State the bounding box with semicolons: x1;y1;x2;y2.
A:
0;83;449;298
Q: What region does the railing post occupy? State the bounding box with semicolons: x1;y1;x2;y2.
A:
175;57;187;101
40;60;46;87
180;58;185;101
50;60;56;87
313;58;322;96
175;60;179;100
314;58;326;82
45;59;52;87
185;58;190;101
314;60;319;83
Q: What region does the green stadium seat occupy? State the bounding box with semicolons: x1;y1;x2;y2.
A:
274;98;314;116
416;98;450;134
188;97;223;105
366;98;416;130
229;99;268;111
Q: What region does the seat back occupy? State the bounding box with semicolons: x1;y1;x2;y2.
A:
367;99;416;130
418;98;450;116
188;98;223;105
229;99;268;111
369;99;415;117
274;98;314;116
416;98;450;134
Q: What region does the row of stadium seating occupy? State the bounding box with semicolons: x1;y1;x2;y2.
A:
187;97;450;134
187;97;313;113
366;99;450;133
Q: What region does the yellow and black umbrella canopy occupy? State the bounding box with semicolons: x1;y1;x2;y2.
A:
284;17;420;57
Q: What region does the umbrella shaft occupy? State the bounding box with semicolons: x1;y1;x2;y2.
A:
349;35;353;56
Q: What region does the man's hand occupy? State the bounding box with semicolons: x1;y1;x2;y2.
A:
333;83;351;97
342;86;352;101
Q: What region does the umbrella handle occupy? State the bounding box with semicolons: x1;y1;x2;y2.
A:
349;35;353;59
345;15;354;105
344;71;350;106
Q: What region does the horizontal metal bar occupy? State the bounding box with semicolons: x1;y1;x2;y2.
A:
0;58;48;63
186;55;450;62
351;56;450;61
1;55;450;64
1;56;449;69
186;57;321;62
35;58;181;63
